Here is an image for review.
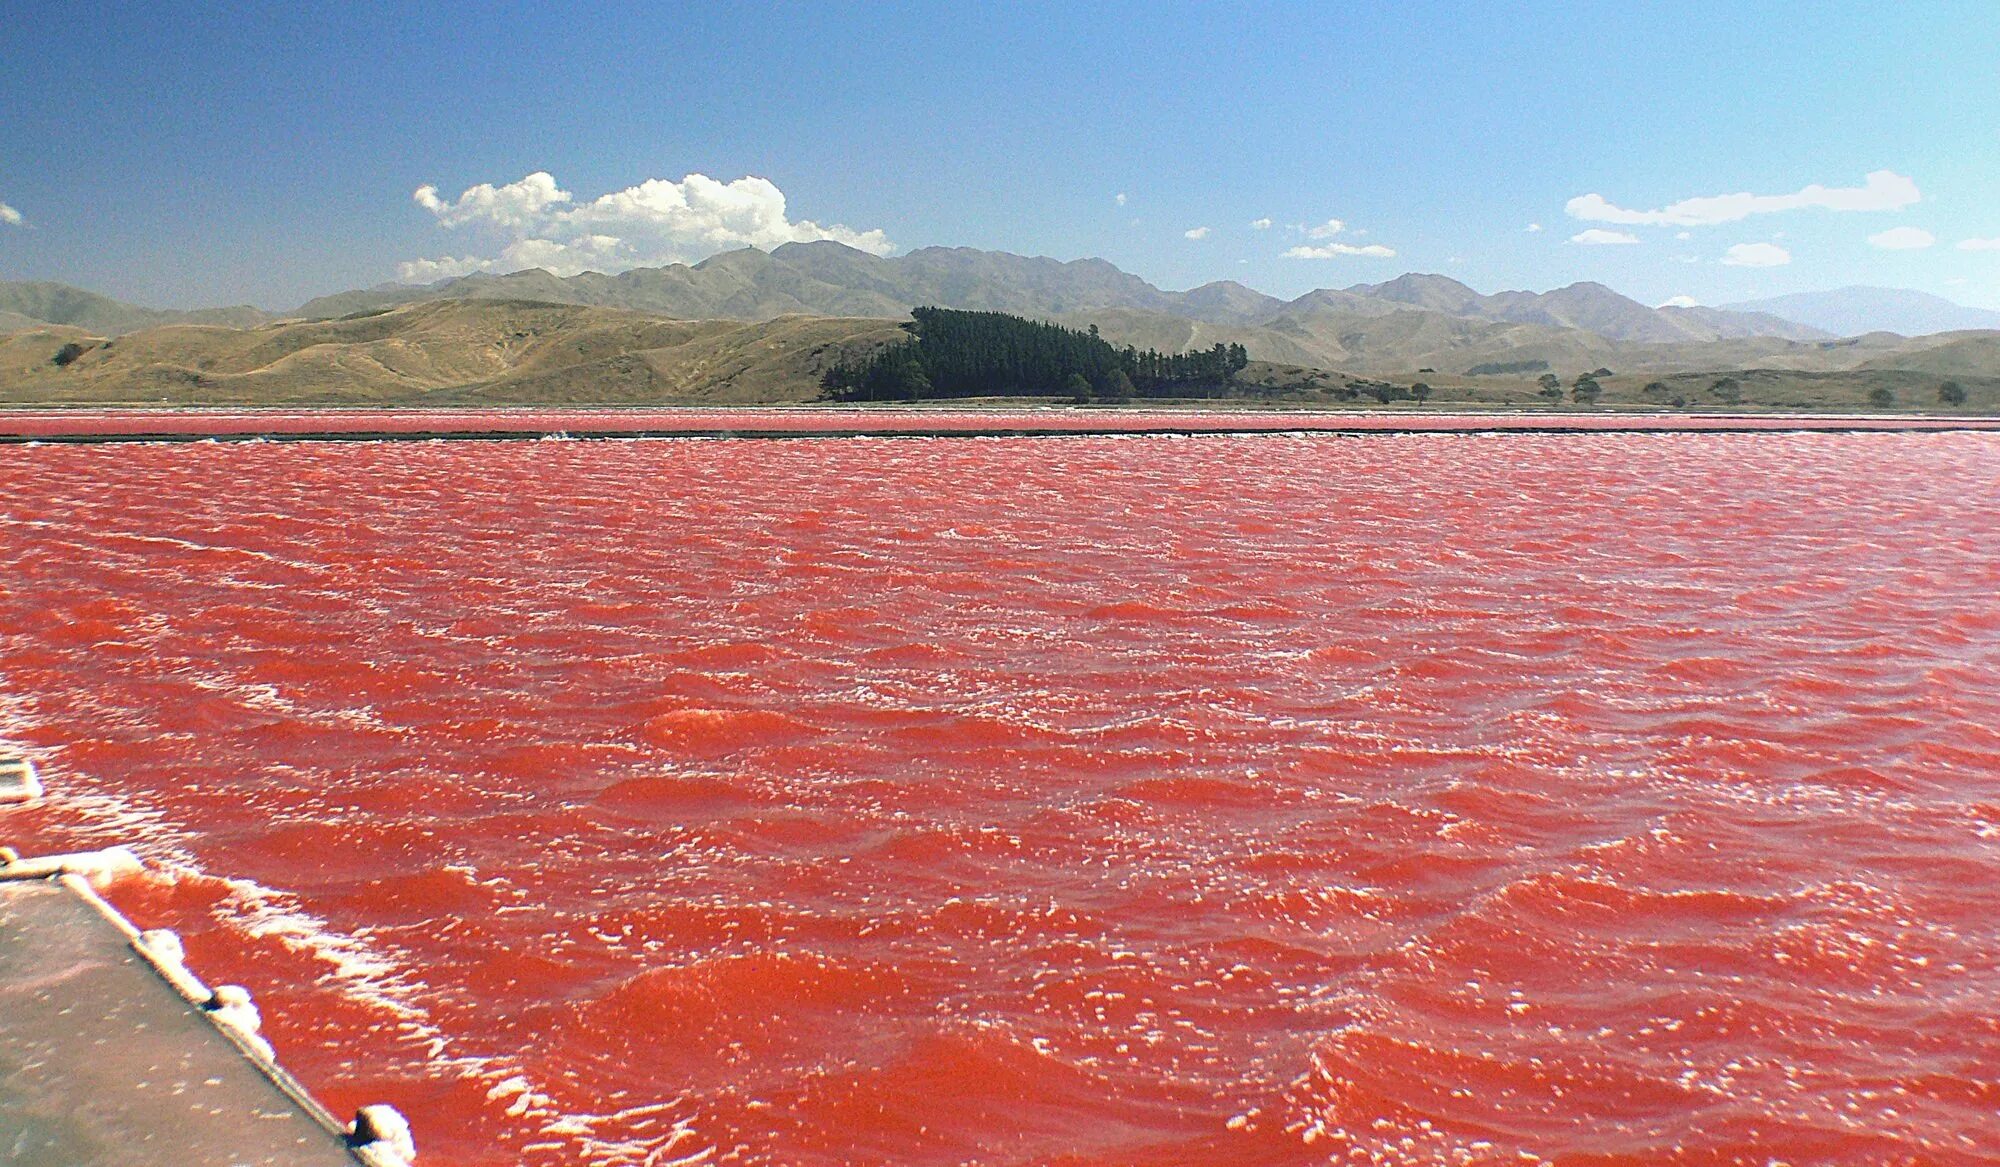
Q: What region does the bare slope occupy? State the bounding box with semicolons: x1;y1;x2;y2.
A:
1071;306;1885;377
3;294;1992;412
0;299;903;406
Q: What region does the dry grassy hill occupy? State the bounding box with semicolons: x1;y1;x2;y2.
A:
2;295;1993;414
0;299;906;407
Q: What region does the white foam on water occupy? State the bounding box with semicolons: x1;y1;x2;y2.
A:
489;1077;714;1167
0;682;499;1089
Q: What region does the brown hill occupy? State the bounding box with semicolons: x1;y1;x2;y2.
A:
0;299;904;407
1857;332;2000;378
2;295;1993;414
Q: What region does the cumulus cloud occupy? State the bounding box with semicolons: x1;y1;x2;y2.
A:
1868;226;1935;250
396;255;497;283
413;172;569;230
1115;192;1128;206
1184;226;1211;240
1250;217;1272;230
1525;223;1543;233
1954;236;2000;251
1284;242;1396;259
1660;295;1701;308
1570;228;1640;246
0;202;22;227
398;170;894;282
1302;218;1346;239
1721;242;1791;267
1566;170;1919;228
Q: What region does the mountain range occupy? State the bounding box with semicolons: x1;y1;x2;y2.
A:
2;244;1997;390
0;280;272;336
283;243;1831;346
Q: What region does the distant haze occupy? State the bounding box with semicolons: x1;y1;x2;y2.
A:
1722;287;2000;338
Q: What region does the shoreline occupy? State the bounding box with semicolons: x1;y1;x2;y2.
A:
3;406;2000;444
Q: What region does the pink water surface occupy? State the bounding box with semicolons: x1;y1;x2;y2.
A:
2;431;1997;1165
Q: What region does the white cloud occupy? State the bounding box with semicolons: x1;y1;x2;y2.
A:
1250;217;1272;230
1721;242;1792;267
0;202;22;226
399;170;894;282
1280;217;1393;257
1660;295;1701;308
1956;236;2000;251
1566;170;1919;227
1184;226;1211;240
413;172;569;230
1675;231;1692;240
1115;192;1128;206
1570;228;1640;246
1868;226;1935;250
1283;242;1396;259
396;255;495;282
1525;223;1543;233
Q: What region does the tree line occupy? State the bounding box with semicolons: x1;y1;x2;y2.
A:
823;307;1250;402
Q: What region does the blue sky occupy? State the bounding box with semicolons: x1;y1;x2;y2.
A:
2;1;1997;310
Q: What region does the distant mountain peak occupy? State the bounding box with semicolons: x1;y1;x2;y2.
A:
1350;272;1478;295
770;239;872;257
692;247;774;272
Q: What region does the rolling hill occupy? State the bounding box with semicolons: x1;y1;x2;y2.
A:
0;300;904;406
3;245;1996;410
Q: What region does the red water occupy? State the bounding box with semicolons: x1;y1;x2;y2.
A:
3;432;1998;1166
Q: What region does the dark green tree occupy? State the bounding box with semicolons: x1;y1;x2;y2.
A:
1868;386;1895;409
1939;380;1967;406
822;308;1250;402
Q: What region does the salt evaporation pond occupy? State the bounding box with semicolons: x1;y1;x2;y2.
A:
2;430;1997;1165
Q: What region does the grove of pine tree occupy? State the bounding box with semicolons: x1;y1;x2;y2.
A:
823;307;1250;402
